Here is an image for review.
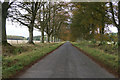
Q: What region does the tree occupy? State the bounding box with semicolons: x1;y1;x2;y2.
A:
109;2;120;75
10;1;40;44
70;3;98;40
0;2;2;44
91;3;111;45
35;2;48;43
59;23;70;41
70;2;111;42
44;1;54;42
2;1;15;45
42;2;68;42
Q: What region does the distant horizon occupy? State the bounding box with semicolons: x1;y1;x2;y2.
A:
6;20;118;38
7;35;41;38
7;31;118;38
6;20;41;38
7;34;48;38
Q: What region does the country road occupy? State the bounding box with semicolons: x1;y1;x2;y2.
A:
16;42;115;78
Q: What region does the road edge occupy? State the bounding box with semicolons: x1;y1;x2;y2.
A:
10;43;64;78
71;43;119;78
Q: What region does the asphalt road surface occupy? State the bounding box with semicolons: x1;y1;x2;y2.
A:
16;42;115;78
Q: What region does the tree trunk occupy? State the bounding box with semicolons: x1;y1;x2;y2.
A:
51;36;53;42
41;29;44;43
28;27;34;44
55;37;57;42
118;1;120;76
2;2;9;45
53;36;55;42
56;37;58;42
47;34;50;43
98;27;104;46
56;37;57;42
99;16;105;45
118;27;120;76
54;36;56;42
101;27;104;42
50;36;52;42
2;12;7;44
0;2;2;44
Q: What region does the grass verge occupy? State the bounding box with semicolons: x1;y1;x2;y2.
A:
2;42;64;78
71;41;119;77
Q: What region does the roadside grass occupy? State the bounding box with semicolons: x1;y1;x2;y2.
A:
2;42;63;78
72;41;118;76
89;41;117;55
2;43;58;56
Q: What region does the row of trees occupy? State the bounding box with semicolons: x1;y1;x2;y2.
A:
70;3;111;42
1;0;69;45
70;2;120;74
70;2;119;48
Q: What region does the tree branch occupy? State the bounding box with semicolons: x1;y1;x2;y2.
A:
109;2;118;27
13;17;29;27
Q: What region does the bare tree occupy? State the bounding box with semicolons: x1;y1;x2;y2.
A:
10;1;40;44
35;2;48;43
36;1;64;43
44;2;68;42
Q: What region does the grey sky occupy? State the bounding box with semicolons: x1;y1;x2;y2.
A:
6;20;41;38
6;20;118;38
4;1;118;38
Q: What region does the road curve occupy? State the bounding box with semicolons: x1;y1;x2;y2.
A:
16;42;115;78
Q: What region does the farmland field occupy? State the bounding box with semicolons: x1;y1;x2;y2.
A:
7;40;41;44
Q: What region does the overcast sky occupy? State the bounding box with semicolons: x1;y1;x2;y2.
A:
6;20;118;38
6;20;41;38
